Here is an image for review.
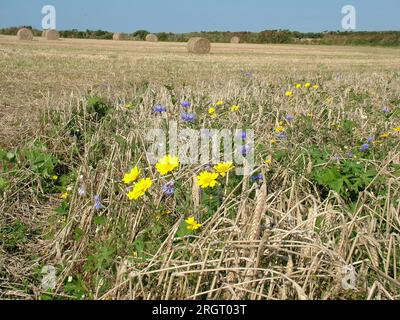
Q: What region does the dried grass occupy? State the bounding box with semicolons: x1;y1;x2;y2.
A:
187;37;211;54
17;28;33;41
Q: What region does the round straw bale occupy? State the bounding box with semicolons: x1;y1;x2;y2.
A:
230;36;240;44
187;37;211;54
113;32;127;41
145;34;158;42
17;28;33;41
46;29;59;40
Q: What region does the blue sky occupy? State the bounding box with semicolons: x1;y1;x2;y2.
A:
0;0;399;33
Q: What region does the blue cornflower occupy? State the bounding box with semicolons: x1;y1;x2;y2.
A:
285;115;295;122
162;180;175;197
154;104;167;114
360;144;370;152
239;131;247;140
94;195;103;210
346;152;354;159
382;107;390;114
367;137;375;143
181;112;196;123
181;101;191;108
240;144;252;156
251;173;264;183
277;132;286;139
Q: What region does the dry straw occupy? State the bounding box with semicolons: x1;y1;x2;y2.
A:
187;37;211;54
230;36;240;44
17;28;33;41
46;29;59;41
145;34;158;42
113;33;127;41
42;30;48;38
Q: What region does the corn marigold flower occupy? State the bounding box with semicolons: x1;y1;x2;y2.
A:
380;133;390;139
51;175;58;181
285;91;293;97
275;126;285;133
60;192;69;200
123;167;141;185
185;216;202;231
305;83;311;88
265;159;272;165
216;101;224;107
393;127;400;132
296;84;302;89
231;105;240;112
214;162;234;177
208;107;216;115
196;171;219;189
156;155;180;176
127;178;153;200
313;85;319;89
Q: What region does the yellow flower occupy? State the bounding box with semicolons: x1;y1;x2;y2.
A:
60;192;69;200
285;91;293;97
156;155;180;176
265;159;272;165
275;126;285;133
270;140;278;145
393;127;400;132
313;85;319;89
51;175;58;181
196;171;219;189
380;133;390;139
295;84;302;89
214;162;234;177
185;217;202;231
208;107;216;115
305;83;311;88
123;167;140;185
231;105;240;112
216;101;224;107
127;178;153;200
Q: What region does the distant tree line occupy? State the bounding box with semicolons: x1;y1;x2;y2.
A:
1;26;399;46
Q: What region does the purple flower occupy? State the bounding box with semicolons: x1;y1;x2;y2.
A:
162;180;175;197
346;152;354;159
251;173;264;183
382;107;390;114
277;132;286;139
181;112;196;123
360;144;370;152
367;137;375;143
181;101;191;108
285;115;295;122
239;144;251;156
154;104;167;114
94;195;103;210
239;131;247;140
